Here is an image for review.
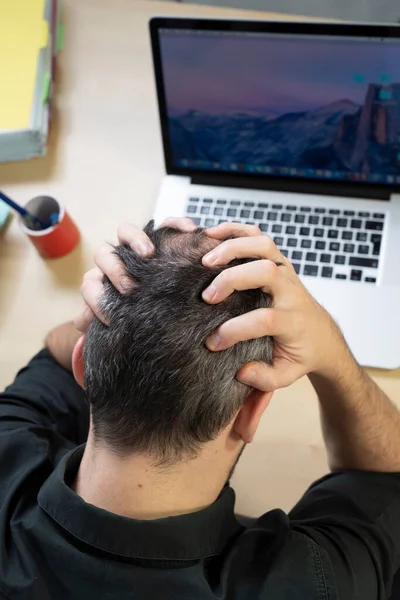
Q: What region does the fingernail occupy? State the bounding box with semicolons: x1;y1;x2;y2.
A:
203;251;219;266
120;276;135;292
207;332;221;350
240;369;256;385
202;283;217;302
138;242;154;257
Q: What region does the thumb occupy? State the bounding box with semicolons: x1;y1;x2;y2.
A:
237;360;305;392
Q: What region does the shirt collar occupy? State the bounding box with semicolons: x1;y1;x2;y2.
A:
38;446;243;561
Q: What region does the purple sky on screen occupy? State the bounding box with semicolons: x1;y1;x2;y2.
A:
160;32;400;116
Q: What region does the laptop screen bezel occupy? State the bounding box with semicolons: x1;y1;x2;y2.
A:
150;17;400;199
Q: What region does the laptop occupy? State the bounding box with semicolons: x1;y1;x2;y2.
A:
150;17;400;369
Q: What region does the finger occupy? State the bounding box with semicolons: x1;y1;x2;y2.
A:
74;304;95;333
206;307;290;351
202;259;284;304
80;267;109;325
160;217;198;231
237;360;306;392
206;222;263;240
94;244;135;294
203;235;284;267
117;223;154;257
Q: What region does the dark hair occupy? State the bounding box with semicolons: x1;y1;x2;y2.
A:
84;221;273;463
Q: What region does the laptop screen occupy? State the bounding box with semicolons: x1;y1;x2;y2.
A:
158;27;400;186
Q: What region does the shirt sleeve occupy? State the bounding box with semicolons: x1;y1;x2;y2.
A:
0;349;89;445
289;471;400;600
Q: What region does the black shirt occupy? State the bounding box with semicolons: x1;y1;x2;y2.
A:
1;350;400;600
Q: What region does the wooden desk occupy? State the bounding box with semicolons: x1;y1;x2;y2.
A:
0;0;399;516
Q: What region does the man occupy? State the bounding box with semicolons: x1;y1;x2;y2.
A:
1;218;400;600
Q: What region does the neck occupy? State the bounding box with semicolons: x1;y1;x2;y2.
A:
74;427;242;520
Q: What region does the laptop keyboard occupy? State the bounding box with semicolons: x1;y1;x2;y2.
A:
185;196;385;283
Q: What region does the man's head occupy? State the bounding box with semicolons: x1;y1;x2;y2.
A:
75;222;273;464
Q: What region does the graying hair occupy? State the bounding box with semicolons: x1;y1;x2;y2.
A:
84;221;273;464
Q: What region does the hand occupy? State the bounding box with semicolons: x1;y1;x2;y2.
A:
74;218;198;332
202;223;348;392
45;322;82;372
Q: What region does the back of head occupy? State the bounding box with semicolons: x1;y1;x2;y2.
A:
84;222;273;463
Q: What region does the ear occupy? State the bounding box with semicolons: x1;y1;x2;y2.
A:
72;335;85;389
233;389;274;444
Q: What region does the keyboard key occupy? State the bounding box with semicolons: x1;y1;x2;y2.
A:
328;230;339;239
358;211;370;217
272;224;282;233
335;255;346;265
231;201;240;206
204;218;215;226
259;203;269;209
287;205;297;211
201;206;210;215
365;277;376;283
373;213;385;219
272;204;283;210
321;266;333;278
314;228;324;237
300;206;311;212
254;211;264;220
344;210;355;216
356;232;367;242
371;233;382;256
343;244;355;253
329;209;340;215
322;217;333;226
315;241;326;250
358;245;369;255
286;226;296;235
292;263;301;274
191;217;201;225
336;274;347;280
342;231;353;240
281;213;292;222
306;252;317;262
292;251;303;260
300;227;310;236
321;254;331;264
329;242;340;251
213;207;223;216
244;202;255;207
189;197;199;203
350;269;362;281
295;214;306;224
336;218;348;227
227;208;236;217
274;237;284;245
281;249;289;258
351;219;362;229
259;223;269;232
365;220;384;231
349;257;379;268
187;205;197;214
217;199;227;205
218;219;227;225
246;222;255;225
287;238;298;247
301;239;312;249
203;198;213;203
303;264;319;276
240;210;250;218
315;208;326;214
308;216;319;225
267;212;278;221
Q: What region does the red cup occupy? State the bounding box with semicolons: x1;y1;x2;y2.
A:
19;196;80;259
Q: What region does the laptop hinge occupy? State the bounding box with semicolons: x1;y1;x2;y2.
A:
191;173;391;201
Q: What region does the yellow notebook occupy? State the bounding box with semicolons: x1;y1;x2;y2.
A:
0;0;49;131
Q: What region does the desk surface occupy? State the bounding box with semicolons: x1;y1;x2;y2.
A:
1;0;399;517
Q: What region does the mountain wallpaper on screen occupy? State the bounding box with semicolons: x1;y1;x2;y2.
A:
169;84;400;174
